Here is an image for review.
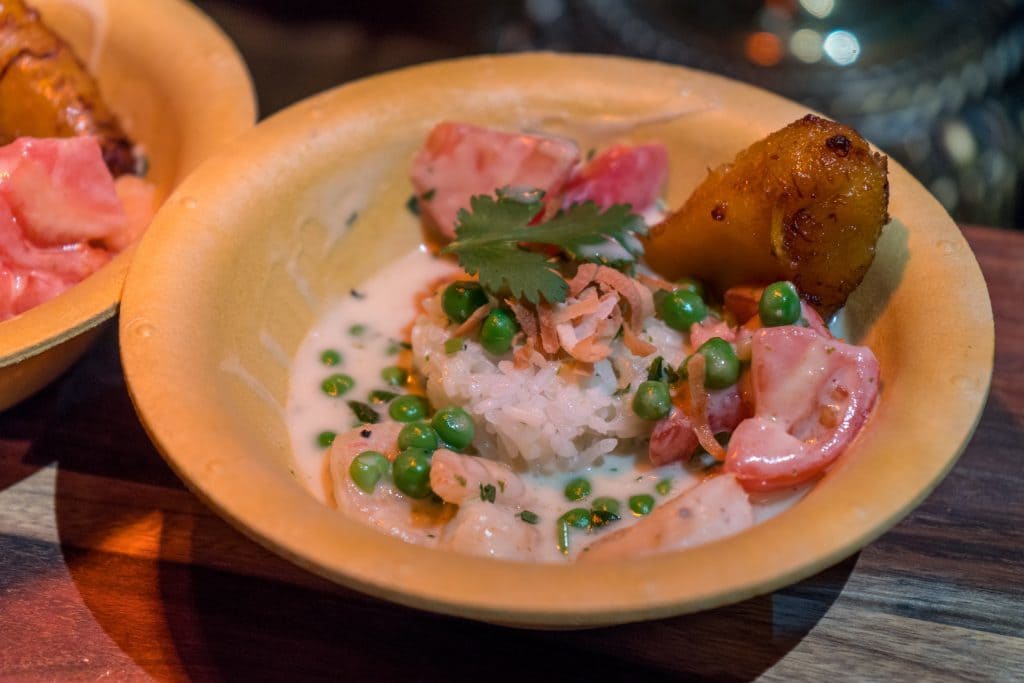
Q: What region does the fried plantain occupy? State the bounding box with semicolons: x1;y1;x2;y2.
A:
0;0;136;175
645;114;888;318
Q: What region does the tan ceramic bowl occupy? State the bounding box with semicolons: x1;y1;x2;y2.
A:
0;0;255;410
120;54;993;627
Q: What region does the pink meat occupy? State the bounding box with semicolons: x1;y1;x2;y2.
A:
0;137;127;247
725;326;879;492
410;122;579;239
561;144;668;212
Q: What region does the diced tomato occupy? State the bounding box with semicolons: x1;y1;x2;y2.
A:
649;387;746;466
725;326;879;491
561;144;668;212
410;122;579;239
0;137;127;248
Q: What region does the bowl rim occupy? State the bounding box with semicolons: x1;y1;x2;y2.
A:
0;0;256;370
119;53;994;626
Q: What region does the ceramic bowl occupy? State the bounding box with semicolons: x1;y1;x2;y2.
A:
120;54;992;627
0;0;256;410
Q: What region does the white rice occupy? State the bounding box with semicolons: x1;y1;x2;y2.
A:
411;295;687;472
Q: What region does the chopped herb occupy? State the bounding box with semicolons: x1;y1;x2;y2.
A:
442;193;647;304
498;479;506;493
646;355;679;384
349;324;367;336
590;509;620;528
347;400;380;424
519;510;539;524
612;385;631;397
368;390;399;404
426;533;436;539
655;478;672;496
586;147;596;161
421;188;436;201
444;337;464;354
386;341;401;355
557;518;571;555
455;475;467;487
406;194;420;216
480;483;497;503
350;289;365;299
346;211;359;226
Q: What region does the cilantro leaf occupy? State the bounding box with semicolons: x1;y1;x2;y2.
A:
442;192;646;304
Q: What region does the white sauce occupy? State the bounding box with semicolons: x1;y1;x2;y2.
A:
286;247;808;561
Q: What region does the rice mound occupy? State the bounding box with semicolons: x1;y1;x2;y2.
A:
411;295;686;472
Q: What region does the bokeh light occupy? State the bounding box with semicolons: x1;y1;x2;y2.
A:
824;29;860;66
799;0;836;19
746;31;784;66
790;28;823;63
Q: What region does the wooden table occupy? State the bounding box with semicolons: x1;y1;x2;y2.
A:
1;226;1021;681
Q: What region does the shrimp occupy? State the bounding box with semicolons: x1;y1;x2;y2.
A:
328;422;450;544
725;326;879;491
580;474;753;561
429;448;527;505
441;501;540;561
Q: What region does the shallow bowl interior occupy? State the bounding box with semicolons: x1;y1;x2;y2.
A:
120;54;993;627
0;0;256;409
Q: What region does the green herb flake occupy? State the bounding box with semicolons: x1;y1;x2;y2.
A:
455;475;467;487
406;194;420;216
347;400;380;424
368;390;399;405
421;188;436;201
444;337;464;354
655;478;672;496
441;193;647;305
586;147;596;161
590;509;620;528
519;510;539;524
480;483;497;503
349;324;367;337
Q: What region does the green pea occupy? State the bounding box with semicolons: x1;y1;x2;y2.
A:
675;277;706;300
320;349;342;366
431;406;475;450
693;337;740;389
655;478;672;496
592;497;620;515
479;308;519;355
759;281;801;327
657;289;707;330
316;431;337;448
391;448;433;498
442;281;488;324
561;508;592;529
629;494;655;516
632;380;672;420
389;395;429;422
321;373;355;397
564;477;591;502
381;366;408;387
349;450;389;493
397;421;439;451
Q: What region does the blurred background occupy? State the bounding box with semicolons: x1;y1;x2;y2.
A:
192;0;1024;230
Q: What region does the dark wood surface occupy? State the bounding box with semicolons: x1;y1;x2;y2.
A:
1;225;1021;682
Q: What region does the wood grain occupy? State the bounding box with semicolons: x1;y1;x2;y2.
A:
0;226;1021;682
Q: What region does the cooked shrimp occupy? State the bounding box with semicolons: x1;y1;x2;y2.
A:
328;422;450;544
441;501;540;561
580;474;753;561
429;448;527;505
